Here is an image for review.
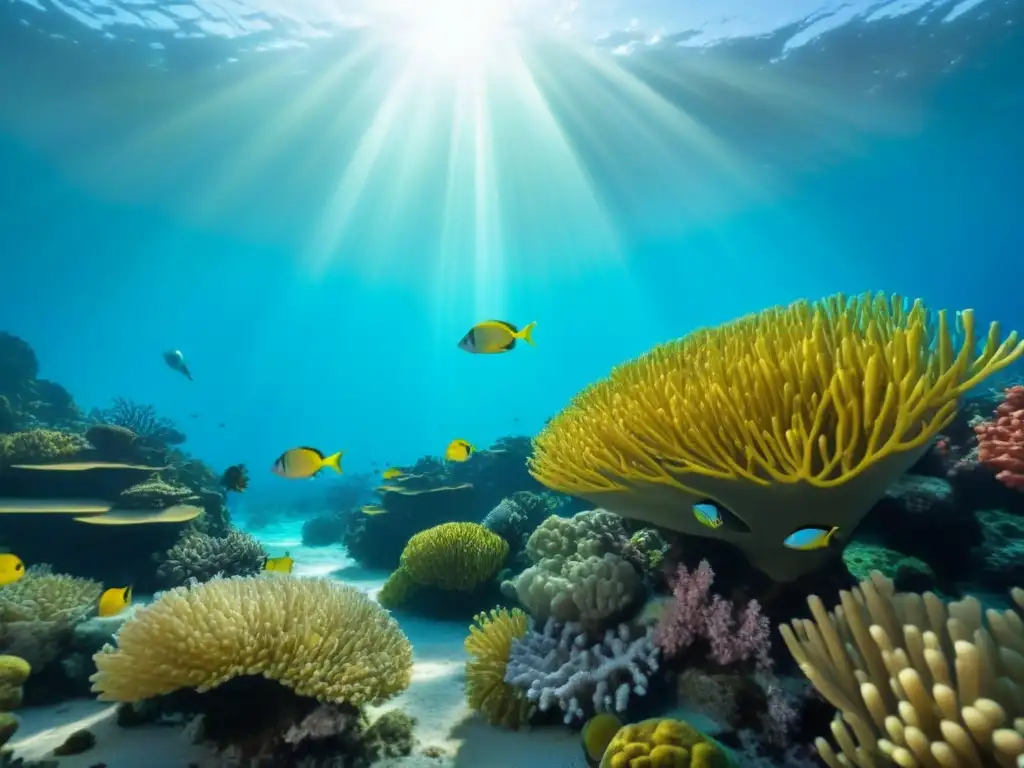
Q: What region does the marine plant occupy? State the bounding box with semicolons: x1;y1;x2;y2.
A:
528;292;1024;581
464;607;534;729
91;574;412;706
782;571;1024;766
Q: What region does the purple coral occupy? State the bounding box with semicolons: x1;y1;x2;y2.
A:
654;559;771;671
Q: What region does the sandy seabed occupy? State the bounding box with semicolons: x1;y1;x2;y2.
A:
9;521;586;768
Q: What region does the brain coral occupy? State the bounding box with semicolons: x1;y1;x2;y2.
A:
90;575;412;706
401;522;509;591
529;292;1024;581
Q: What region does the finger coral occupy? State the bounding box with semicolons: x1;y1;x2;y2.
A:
155;529;268;586
464;607;534;729
781;571;1024;767
90;575;412;706
529;292;1024;581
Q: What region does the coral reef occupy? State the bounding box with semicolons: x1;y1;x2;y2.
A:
782;570;1024;766
841;541;936;592
482;490;568;563
0;429;88;467
0;565;102;673
0;655;29;749
91;575;412;705
975;385;1024;490
505;617;660;724
599;717;729;768
502;510;641;628
528;292;1024;581
464;607;534;729
379;522;509;615
155;528;268;586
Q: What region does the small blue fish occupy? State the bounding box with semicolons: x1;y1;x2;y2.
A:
783;526;839;551
692;502;724;530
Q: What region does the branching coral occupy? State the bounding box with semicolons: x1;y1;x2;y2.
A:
0;429;88;466
91;397;185;446
529;292;1024;581
781;571;1024;767
464;608;534;729
155;529;268;586
504;618;659;724
0;566;103;671
91;575;412;706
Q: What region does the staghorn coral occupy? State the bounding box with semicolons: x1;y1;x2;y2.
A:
464;607;534;729
0;429;88;466
504;510;639;627
400;522;508;592
781;571;1024;767
91;575;412;706
155;529;268;586
117;477;198;509
529;292;1024;581
504;618;659;724
0;566;103;672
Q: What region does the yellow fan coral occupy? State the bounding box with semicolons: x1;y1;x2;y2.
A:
90;575;412;706
464;607;534;729
529;292;1024;580
782;572;1024;768
401;522;508;591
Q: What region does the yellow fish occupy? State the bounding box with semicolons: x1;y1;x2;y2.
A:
361;505;388;516
783;526;839;551
272;447;343;479
0;554;26;586
581;713;622;766
264;552;294;574
98;586;132;617
445;439;474;462
457;320;536;354
381;468;405;480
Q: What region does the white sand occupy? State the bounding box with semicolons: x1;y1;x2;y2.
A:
9;522;586;767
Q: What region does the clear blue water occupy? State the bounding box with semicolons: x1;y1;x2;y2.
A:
0;0;1021;504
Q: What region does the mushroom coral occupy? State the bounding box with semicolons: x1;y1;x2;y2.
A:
529;292;1024;581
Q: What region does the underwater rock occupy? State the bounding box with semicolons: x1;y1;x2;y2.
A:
0;332;39;398
971;508;1024;589
841;541;936;592
72;612;134;658
882;475;955;519
53;728;96;756
301;512;348;547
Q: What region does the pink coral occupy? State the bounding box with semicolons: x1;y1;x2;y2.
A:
654;559;771;671
975;386;1024;491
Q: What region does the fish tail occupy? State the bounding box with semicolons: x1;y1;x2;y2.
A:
323;451;344;473
517;321;537;346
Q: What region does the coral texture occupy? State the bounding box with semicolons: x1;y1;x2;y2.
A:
528;292;1024;581
0;654;29;749
117;477;198;509
599;718;727;768
400;522;508;591
91;575;412;706
464;607;534;729
0;429;87;466
975;385;1024;490
0;566;103;671
155;529;268;586
653;560;771;670
782;571;1024;767
504;617;659;724
504;510;639;627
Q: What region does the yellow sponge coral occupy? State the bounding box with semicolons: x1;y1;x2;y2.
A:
401;522;508;591
464;607;533;729
90;575;412;706
599;718;727;768
529;292;1024;581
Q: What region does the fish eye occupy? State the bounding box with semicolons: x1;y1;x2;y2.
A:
14;563;23;571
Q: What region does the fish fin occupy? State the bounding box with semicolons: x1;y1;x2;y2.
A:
299;447;325;458
824;526;839;545
485;319;518;332
516;321;537;346
183;366;193;381
323;451;344;473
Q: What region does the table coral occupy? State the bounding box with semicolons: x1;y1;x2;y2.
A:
91;575;412;706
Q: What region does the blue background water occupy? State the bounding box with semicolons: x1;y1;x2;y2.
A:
0;0;1021;497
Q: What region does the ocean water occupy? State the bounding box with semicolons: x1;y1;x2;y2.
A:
1;1;1024;766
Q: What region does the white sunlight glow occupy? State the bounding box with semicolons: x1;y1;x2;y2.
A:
398;0;511;69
